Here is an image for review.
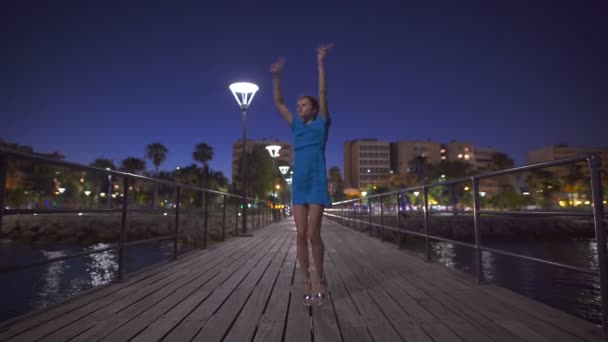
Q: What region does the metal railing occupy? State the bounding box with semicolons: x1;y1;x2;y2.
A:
0;147;275;281
326;154;607;333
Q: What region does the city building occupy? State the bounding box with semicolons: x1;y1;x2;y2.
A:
390;140;442;174
344;139;391;189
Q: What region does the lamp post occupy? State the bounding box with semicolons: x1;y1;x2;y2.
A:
229;82;259;235
106;168;112;209
265;144;281;221
278;165;289;217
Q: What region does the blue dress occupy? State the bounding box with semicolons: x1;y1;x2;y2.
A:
291;114;332;207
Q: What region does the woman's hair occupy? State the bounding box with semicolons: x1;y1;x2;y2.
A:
298;95;319;114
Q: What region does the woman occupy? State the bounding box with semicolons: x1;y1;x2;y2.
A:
271;43;333;306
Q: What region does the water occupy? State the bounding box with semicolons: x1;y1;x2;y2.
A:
0;240;175;324
0;238;603;326
427;238;602;325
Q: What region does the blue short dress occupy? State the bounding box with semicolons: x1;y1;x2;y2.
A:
291;115;332;207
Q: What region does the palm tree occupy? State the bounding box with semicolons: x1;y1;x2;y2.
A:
145;143;168;208
120;157;146;174
193;143;214;189
90;158;116;208
145;143;168;176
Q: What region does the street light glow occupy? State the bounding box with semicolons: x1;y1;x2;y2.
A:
278;166;290;175
265;145;281;158
229;82;259;108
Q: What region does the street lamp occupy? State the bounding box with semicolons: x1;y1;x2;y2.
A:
278;166;289;214
229;82;259;234
106;168;112;209
84;190;92;208
265;144;281;221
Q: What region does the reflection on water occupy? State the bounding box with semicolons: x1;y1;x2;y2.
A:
38;250;66;308
86;243;118;286
0;241;172;323
430;238;602;324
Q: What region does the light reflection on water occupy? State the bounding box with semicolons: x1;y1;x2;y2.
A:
0;241;172;323
429;238;603;325
86;243;118;286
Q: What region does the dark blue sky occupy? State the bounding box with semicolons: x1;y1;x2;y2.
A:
2;1;607;178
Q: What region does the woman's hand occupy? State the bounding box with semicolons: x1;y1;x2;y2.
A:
317;43;333;64
270;57;286;75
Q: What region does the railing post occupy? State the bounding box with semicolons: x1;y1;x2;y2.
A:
359;198;363;231
0;155;7;231
368;198;373;236
173;186;181;260
117;177;130;281
397;192;402;248
472;178;483;284
423;186;430;261
380;195;384;240
235;199;239;236
222;194;227;241
203;191;208;249
589;155;608;335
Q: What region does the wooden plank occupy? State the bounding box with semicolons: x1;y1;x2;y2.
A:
190;232;292;341
449;268;604;341
9;258;205;342
323;229;463;342
284;261;312;342
0;246;208;340
251;241;297;342
319;243;371;342
329;220;599;342
159;232;288;341
375;247;592;342
326;231;434;342
110;231;289;342
325;235;403;342
337;227;518;342
39;229;278;342
125;228;287;342
223;238;295;342
5;224;278;342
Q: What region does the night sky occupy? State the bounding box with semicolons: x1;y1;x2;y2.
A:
2;1;607;178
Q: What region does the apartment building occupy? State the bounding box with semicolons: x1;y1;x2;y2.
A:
344;139;391;189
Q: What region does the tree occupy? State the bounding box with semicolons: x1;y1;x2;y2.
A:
234;145;273;200
145;143;168;176
120;157;146;174
90;158;116;170
90;158;117;208
408;155;431;184
563;163;585;206
489;152;518;208
525;170;560;208
193;143;214;189
145;143;168;208
328;166;346;201
429;160;473;211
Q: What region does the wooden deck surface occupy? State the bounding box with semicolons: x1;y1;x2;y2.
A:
0;217;603;341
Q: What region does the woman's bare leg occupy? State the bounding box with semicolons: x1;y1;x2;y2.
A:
308;204;326;296
293;204;312;303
